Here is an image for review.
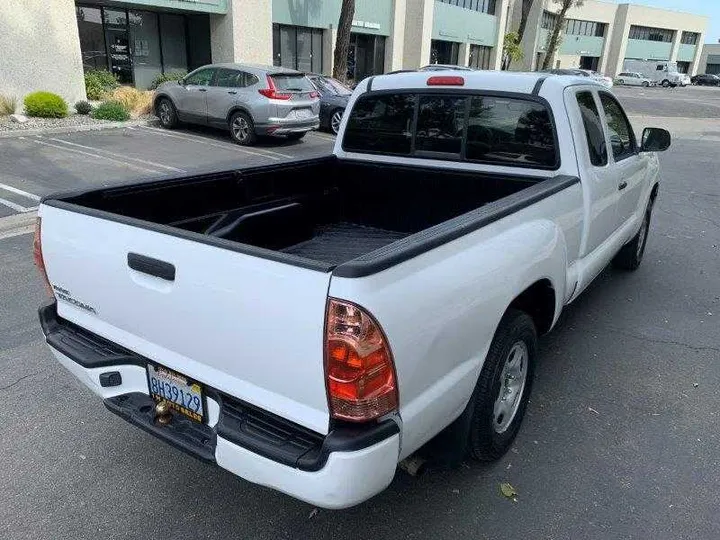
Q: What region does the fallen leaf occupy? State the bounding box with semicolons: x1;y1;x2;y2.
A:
500;482;517;500
588;407;600;415
308;508;318;519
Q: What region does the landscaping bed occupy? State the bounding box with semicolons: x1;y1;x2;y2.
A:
0;113;156;134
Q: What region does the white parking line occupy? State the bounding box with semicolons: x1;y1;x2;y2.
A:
0;182;41;201
0;212;37;240
46;137;187;173
27;138;162;175
308;132;336;142
140;125;288;160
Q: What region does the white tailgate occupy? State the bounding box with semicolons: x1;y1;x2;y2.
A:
40;205;331;434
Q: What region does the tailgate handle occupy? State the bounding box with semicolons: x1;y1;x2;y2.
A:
127;253;176;281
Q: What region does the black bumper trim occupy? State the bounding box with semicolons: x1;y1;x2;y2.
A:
40;300;400;471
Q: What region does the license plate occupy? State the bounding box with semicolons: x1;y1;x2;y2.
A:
293;109;312;119
146;364;204;423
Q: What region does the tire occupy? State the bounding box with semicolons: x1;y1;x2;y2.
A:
330;109;343;135
642;81;649;88
612;205;652;271
229;111;257;146
661;79;670;88
286;132;306;141
156;98;178;129
617;79;624;85
465;309;538;461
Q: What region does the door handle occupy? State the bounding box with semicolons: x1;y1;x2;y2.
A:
228;91;237;94
127;253;176;281
618;181;628;191
198;88;207;92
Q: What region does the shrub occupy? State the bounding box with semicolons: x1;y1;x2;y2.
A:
74;100;93;115
107;87;153;117
84;70;118;100
0;94;16;115
91;100;130;121
24;91;68;118
150;71;187;90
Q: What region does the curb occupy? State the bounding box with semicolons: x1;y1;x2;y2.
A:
0;118;160;139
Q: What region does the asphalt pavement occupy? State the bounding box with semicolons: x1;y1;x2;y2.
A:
1;93;719;539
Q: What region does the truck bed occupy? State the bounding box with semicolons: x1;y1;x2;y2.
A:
48;156;574;275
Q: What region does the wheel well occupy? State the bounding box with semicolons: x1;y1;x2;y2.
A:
650;183;659;204
507;280;556;335
227;107;253;124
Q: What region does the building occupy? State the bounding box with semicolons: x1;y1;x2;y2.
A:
512;0;708;76
698;43;720;75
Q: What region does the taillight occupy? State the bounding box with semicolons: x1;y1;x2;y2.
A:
324;298;398;422
309;90;319;99
33;218;53;297
258;75;292;100
426;75;465;86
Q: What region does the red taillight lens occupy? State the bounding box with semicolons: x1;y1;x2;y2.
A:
309;90;319;99
258;75;292;100
324;298;398;422
33;218;53;296
426;75;465;86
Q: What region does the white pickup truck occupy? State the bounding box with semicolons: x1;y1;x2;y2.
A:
35;71;670;508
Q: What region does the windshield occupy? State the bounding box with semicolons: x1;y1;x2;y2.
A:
270;74;315;92
313;76;352;96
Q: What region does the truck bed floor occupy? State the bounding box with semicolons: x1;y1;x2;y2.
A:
280;222;406;265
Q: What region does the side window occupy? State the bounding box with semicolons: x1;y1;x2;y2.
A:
575;91;607;167
343;94;416;155
245;73;259;86
599;92;636;161
185;68;214;86
214;68;243;88
415;95;466;155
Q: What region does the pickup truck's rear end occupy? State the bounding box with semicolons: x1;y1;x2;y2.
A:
36;71;628;508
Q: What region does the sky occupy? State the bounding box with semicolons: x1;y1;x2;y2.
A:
609;0;720;43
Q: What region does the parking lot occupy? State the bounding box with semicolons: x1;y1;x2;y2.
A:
1;86;719;539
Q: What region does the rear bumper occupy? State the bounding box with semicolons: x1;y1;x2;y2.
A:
256;118;320;136
39;302;400;508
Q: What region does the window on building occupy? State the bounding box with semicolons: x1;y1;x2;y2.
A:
437;0;496;15
565;19;606;37
681;31;699;45
599;92;636;161
676;61;690;74
575;92;607;167
272;24;323;73
347;33;386;83
628;25;674;43
541;10;558;30
76;6;108;71
469;45;492;69
430;40;460;65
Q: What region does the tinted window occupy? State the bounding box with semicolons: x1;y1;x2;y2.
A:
246;73;259;86
185;68;214;86
270;74;315;91
415;95;466;154
576;91;607;166
599;92;636;161
343;94;416;155
214;68;244;88
466;96;557;168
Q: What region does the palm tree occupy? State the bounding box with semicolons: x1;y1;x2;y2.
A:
333;0;355;82
541;0;584;70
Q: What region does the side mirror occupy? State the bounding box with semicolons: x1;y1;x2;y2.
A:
641;127;671;152
178;78;185;86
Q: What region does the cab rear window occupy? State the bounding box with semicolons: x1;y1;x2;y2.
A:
343;92;559;169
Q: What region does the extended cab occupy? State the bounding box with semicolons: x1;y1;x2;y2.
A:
35;71;670;508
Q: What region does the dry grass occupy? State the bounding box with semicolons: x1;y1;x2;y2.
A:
0;94;17;115
107;87;153;118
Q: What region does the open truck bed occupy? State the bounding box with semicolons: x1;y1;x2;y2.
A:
47;156;574;277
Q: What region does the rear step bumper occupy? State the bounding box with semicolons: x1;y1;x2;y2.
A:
39;301;401;508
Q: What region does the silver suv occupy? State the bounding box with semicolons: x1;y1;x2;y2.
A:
153;63;320;145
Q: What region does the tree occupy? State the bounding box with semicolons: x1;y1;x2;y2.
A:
502;32;524;70
541;0;584;71
333;0;355;82
517;0;536;42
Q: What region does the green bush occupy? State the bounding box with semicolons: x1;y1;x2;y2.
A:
91;100;130;121
24;91;68;118
84;70;118;100
74;100;93;115
0;94;16;116
150;71;187;90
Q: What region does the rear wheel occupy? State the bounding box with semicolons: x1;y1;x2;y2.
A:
617;79;624;85
612;205;652;271
642;81;650;88
229;111;256;146
661;79;670;88
286;132;306;141
156;98;178;129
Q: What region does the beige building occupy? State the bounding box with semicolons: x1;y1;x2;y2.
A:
512;0;708;76
698;43;720;75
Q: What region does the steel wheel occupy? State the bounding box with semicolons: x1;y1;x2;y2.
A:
492;341;528;434
330;110;343;134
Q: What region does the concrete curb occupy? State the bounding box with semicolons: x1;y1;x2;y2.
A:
0;118;160;139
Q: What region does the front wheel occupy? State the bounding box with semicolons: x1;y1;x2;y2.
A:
156;98;178;129
229;112;257;146
661;79;670;88
642;81;650;88
466;310;537;461
330;109;343;135
612;206;652;271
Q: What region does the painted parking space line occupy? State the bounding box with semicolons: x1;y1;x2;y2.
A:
0;182;41;214
26;137;162;175
46;137;187;173
139;126;282;161
308;132;336;142
0;212;37;240
0;182;41;202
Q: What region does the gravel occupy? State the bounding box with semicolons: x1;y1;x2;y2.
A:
0;113;156;133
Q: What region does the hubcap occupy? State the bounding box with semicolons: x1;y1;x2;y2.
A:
493;342;528;434
331;111;343;134
159;102;171;124
232;117;249;141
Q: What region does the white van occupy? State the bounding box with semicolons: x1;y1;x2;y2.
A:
622;60;689;87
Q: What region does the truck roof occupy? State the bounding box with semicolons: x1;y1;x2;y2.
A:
362;69;601;95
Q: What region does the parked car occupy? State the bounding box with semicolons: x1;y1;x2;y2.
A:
615;72;654;87
307;74;352;135
622;59;685;87
419;64;474;71
547;69;613;89
579;69;614;88
36;70;669;509
691;74;720;86
679;73;691;87
153;63;320;145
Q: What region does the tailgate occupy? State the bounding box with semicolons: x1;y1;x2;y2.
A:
40;204;332;434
